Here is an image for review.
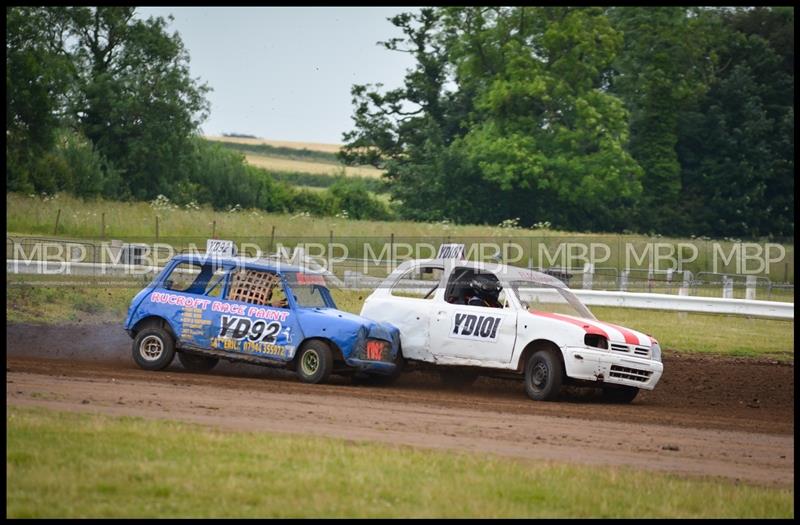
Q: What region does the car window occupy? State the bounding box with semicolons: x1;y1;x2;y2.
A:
391;266;443;299
511;280;595;319
163;262;203;293
227;268;289;308
444;268;507;308
284;273;332;308
204;268;228;297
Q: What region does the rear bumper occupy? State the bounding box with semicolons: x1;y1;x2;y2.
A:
562;346;663;390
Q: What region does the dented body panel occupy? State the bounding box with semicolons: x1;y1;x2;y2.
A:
361;259;663;390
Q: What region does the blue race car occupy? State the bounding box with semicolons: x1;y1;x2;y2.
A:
123;253;402;384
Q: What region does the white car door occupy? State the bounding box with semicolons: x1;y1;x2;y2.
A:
429;268;517;365
362;263;444;361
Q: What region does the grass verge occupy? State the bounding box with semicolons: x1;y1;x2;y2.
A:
6;406;793;518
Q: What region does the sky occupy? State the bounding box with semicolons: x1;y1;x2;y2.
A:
135;7;419;145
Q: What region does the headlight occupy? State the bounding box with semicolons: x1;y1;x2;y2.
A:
651;341;662;363
584;334;608;349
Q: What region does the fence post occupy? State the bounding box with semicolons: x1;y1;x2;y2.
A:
722;276;733;299
212;220;216;239
101;212;105;239
328;229;333;271
745;275;756;300
678;270;692;296
54;209;61;235
390;233;394;264
269;225;276;253
582;263;594;290
619;270;629;292
155;216;159;242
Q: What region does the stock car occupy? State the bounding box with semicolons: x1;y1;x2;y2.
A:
123;253;402;384
360;258;664;403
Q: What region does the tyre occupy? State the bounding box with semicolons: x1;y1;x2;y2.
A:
438;367;480;389
132;327;176;371
524;349;563;401
601;385;639;404
177;352;219;373
296;340;333;384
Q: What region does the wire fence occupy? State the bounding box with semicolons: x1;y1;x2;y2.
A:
6;235;794;303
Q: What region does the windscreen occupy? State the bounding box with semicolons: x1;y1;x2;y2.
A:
509;279;595;320
284;272;334;308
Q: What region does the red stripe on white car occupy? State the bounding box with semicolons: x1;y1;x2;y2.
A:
600;322;642;345
528;310;609;339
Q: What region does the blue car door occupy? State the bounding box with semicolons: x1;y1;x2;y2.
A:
206;267;303;362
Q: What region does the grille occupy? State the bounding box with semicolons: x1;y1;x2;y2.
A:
610;343;650;359
609;365;653;383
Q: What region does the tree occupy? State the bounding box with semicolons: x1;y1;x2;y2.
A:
341;7;642;231
676;7;794;239
6;7;210;200
607;7;721;234
64;7;210;199
6;7;74;192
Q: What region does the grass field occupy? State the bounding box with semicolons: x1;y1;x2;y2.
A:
7;193;794;284
5;276;794;361
6;406;793;518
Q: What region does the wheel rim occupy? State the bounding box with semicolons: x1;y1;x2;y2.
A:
301;349;319;376
140;335;163;361
530;361;549;391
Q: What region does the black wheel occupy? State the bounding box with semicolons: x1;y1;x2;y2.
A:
438;368;480;389
178;352;219;373
296;340;333;384
132;327;176;371
352;350;405;387
601;385;639;404
524;349;563;401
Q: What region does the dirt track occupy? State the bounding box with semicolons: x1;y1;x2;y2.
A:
6;323;795;487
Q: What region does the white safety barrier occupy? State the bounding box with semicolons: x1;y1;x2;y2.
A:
572;289;793;320
8;260;794;320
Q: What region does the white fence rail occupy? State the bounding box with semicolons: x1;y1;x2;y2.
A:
7;259;794;320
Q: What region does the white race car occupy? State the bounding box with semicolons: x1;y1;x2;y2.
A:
361;258;663;403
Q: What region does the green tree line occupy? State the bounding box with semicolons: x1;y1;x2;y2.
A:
6;6;391;221
339;6;793;239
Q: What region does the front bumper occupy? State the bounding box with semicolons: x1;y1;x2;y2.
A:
562;346;663;390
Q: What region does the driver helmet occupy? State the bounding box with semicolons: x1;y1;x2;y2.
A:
469;274;502;301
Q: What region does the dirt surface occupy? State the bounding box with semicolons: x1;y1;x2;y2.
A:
6;323;795;487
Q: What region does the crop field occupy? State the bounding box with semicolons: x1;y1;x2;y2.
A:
242;153;383;178
204;135;384;179
205;135;344;154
